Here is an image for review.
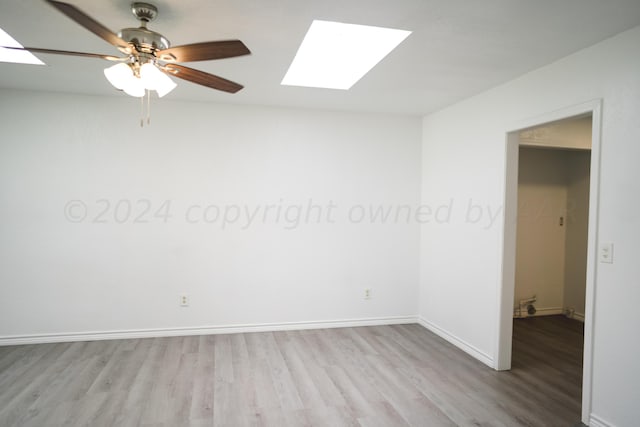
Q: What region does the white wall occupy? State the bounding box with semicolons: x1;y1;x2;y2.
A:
420;25;640;426
564;150;591;318
515;148;568;314
0;89;422;339
514;147;590;318
514;118;592;321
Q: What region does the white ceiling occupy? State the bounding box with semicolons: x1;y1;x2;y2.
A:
1;0;640;115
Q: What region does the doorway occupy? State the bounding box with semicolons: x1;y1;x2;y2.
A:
496;100;602;425
515;143;591;320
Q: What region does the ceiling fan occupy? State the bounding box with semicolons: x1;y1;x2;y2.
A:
3;0;251;98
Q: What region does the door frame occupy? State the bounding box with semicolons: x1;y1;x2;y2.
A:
495;99;602;424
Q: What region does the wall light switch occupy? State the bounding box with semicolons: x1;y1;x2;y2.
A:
599;242;613;264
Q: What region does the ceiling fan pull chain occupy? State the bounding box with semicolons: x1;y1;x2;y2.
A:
140;94;144;127
147;90;151;125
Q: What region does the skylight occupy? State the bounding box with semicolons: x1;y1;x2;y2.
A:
0;27;44;65
281;20;411;90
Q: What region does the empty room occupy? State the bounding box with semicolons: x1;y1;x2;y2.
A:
1;1;639;426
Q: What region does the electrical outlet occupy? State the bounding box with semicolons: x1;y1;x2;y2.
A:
364;289;372;300
180;294;189;307
599;242;614;264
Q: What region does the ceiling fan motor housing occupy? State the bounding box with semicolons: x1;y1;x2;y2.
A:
119;27;170;53
119;2;170;55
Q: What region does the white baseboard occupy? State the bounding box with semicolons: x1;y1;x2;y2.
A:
513;306;564;318
590;413;615;427
534;307;565;316
572;312;585;322
512;307;586;322
0;316;418;346
417;317;493;368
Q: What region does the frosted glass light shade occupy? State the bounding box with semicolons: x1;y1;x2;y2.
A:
104;63;134;90
122;76;145;97
154;75;177;98
103;63;144;97
105;62;176;98
140;62;176;97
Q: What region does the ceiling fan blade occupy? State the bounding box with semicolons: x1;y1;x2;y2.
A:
45;0;131;52
156;40;250;63
162;64;243;93
1;46;124;61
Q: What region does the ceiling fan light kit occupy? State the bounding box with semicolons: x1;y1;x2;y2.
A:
104;61;177;98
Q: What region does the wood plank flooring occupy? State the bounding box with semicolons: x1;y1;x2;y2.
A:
0;316;583;426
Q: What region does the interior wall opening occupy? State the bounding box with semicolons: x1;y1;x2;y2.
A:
511;116;592;423
497;101;601;425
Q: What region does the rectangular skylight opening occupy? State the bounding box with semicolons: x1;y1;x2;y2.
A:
281;20;411;90
0;27;44;65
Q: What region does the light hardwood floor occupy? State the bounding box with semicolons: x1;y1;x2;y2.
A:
0;317;583;426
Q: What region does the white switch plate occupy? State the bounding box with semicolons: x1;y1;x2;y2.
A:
599;242;614;264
